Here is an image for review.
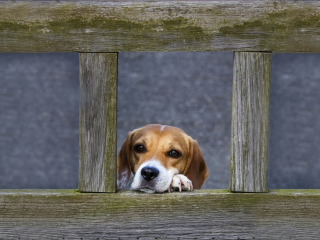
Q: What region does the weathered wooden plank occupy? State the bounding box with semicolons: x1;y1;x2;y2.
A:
79;53;118;193
0;189;319;239
230;52;271;193
0;0;319;52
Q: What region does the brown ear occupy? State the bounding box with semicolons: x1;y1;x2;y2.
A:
183;139;208;189
117;133;133;189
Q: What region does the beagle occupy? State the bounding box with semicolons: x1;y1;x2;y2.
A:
117;124;208;193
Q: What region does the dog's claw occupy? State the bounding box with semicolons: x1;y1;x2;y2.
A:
186;182;190;191
187;181;193;191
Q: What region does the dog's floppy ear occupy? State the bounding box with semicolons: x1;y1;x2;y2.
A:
117;132;133;189
183;139;208;189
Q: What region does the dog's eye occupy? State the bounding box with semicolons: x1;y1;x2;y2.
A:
168;150;181;158
134;144;146;153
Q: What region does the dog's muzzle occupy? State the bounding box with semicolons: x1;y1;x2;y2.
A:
131;160;175;193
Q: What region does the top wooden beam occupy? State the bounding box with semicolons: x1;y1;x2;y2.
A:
0;0;319;53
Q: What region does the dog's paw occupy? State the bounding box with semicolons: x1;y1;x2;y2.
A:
168;174;193;193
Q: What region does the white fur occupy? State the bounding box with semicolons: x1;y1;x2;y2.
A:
160;125;167;131
131;159;178;193
171;174;193;191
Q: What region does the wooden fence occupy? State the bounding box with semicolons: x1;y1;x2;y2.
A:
0;0;320;239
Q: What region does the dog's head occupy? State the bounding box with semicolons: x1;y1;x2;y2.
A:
117;124;208;193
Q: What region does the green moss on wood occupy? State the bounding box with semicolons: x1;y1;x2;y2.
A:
276;189;320;196
1;188;320;239
219;8;320;51
0;15;212;51
1;1;319;52
1;189;320;238
219;12;320;36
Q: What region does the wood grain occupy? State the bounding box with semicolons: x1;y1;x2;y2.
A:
230;52;271;193
79;53;118;193
0;0;319;52
0;189;319;239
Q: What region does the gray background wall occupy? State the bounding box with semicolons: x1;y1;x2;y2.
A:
0;52;319;189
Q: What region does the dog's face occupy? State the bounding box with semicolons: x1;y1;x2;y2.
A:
117;124;208;193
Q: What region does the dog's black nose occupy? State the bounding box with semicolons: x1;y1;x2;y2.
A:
141;167;159;181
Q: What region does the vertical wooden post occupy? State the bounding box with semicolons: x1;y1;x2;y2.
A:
79;53;118;193
230;52;271;193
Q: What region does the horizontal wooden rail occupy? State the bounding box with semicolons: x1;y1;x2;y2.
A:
0;0;319;53
0;189;319;239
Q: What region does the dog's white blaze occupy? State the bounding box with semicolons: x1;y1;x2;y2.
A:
160;125;167;131
131;159;177;193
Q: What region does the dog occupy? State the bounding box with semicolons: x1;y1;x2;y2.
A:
117;124;208;193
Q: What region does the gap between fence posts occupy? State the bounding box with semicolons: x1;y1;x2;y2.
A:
230;52;271;193
78;53;118;193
